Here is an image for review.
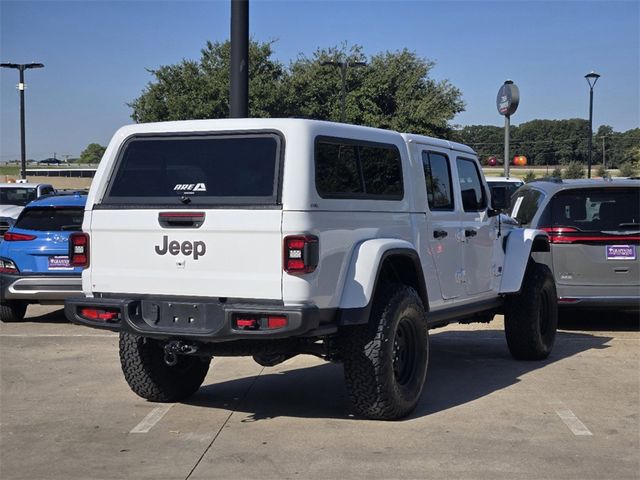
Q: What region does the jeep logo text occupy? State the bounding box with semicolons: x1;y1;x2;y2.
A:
155;235;206;260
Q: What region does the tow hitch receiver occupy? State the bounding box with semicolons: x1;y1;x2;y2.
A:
163;340;199;366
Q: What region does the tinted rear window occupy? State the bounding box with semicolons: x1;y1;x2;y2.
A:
315;137;403;200
104;134;282;206
549;187;640;232
509;188;546;226
0;187;38;206
15;207;84;231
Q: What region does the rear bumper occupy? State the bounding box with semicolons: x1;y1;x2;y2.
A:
64;295;337;342
1;272;82;301
557;285;640;310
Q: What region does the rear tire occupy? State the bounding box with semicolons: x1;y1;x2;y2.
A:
341;285;429;420
119;332;210;402
0;301;27;322
505;262;558;360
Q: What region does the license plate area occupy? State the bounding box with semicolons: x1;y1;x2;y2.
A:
140;300;223;332
606;245;636;261
48;255;73;270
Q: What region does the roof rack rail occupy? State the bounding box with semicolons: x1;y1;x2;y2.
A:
529;176;563;184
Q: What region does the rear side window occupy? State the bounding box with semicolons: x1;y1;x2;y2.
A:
0;187;38;207
15;207;84;231
103;133;282;206
456;158;487;211
509;188;546;226
548;188;639;232
315;137;403;200
422;151;454;211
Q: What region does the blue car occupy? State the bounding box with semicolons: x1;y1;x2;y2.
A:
0;194;87;322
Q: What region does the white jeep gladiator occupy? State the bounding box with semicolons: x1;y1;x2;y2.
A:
65;119;557;420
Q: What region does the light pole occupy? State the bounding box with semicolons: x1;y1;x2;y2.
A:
1;62;44;180
585;71;600;179
320;60;366;122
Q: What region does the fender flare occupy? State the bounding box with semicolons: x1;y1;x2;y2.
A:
338;238;427;325
500;228;550;294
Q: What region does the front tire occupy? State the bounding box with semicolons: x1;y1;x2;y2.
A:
119;332;210;402
505;262;558;360
0;301;27;322
341;285;429;420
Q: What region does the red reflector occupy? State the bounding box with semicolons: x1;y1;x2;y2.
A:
3;232;37;241
236;318;259;329
558;298;579;304
80;308;119;321
267;316;287;329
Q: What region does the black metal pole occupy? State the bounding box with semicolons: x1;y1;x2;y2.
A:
587;86;594;178
19;66;26;179
230;0;249;118
339;62;347;122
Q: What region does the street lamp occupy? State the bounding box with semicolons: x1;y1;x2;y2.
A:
585;70;600;179
1;62;45;180
320;60;366;122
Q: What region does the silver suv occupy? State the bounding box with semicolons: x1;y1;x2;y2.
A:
508;178;639;312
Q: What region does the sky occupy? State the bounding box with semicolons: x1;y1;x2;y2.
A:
0;0;638;161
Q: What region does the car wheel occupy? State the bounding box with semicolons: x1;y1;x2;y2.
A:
340;284;429;420
0;301;27;322
505;261;558;360
119;332;210;402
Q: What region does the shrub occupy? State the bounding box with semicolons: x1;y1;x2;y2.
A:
619;161;639;178
595;165;608;178
551;167;563;179
562;161;585;179
523;170;537;183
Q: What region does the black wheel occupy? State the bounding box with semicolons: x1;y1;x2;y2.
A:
0;301;27;322
340;284;429;420
119;332;210;402
505;262;558;360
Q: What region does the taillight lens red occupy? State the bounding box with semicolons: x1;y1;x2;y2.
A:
0;258;19;274
234;314;288;330
70;232;90;267
541;227;640;244
80;307;120;321
3;232;37;241
284;235;319;274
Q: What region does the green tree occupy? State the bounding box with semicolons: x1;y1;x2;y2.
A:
79;143;106;164
522;170;537;183
129;41;465;137
130;40;286;122
562;161;585;179
619;161;639;177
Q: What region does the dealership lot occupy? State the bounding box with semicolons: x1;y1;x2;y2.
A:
1;306;638;480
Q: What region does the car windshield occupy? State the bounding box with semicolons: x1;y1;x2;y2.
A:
489;181;524;210
14;207;84;231
0;187;38;206
549;188;639;232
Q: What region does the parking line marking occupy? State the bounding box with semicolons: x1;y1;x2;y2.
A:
130;404;174;433
551;401;593;436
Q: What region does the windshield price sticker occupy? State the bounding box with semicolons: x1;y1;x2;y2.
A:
606;245;636;261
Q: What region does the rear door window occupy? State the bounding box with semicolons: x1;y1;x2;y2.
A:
422;151;454;211
15;208;84;231
549;188;639;232
509;188;546;226
456;158;487;211
103;133;282;206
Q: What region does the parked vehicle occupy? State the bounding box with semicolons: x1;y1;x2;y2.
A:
65;119;556;420
0;194;86;322
486;176;524;211
508;178;639;312
0;183;56;238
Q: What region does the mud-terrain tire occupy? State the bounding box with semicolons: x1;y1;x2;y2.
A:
0;301;27;322
119;332;210;402
505;262;558;360
340;284;429;420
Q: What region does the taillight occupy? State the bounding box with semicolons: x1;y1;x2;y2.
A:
70;232;89;267
541;227;640;244
233;314;288;330
284;235;319;274
3;232;37;241
80;307;120;322
0;258;19;274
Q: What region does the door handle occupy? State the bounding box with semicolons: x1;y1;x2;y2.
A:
433;230;448;239
465;229;477;238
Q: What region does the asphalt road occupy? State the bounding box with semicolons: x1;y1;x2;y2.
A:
1;305;638;480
